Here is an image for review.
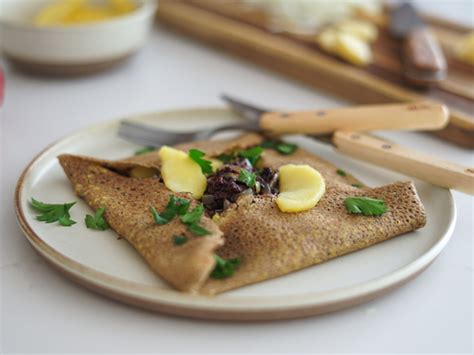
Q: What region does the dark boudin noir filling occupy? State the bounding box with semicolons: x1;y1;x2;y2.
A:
203;156;279;216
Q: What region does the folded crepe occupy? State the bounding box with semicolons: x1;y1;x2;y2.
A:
59;133;426;295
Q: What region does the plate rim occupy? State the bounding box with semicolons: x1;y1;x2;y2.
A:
14;106;457;321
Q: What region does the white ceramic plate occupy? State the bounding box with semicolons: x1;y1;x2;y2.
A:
15;108;456;320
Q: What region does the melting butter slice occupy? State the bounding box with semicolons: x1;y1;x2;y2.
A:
159;146;207;199
336;20;378;43
317;28;338;53
276;164;326;213
335;33;372;66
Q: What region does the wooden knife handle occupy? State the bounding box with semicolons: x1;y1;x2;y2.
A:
260;102;449;135
403;28;447;85
332;131;474;195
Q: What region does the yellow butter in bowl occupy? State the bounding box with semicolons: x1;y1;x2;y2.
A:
34;0;137;26
276;164;326;213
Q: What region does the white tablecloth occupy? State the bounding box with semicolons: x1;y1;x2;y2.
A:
1;1;472;353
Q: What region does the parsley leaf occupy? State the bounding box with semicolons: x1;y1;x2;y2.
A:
352;183;363;188
187;223;211;236
173;235;188;246
344;197;388;216
30;198;76;227
210;255;241;279
261;140;298;155
238;169;256;188
85;207;109;231
135;146;155;155
275;142;298;155
57;215;75;227
151;196;190;225
216;153;234;163
239;146;263;166
180;204;211;236
336;169;347;177
180;204;204;224
189;149;213;174
151;196;210;236
174;197;192;215
260;140;276;149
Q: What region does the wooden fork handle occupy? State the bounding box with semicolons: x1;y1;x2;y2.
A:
260;102;448;135
332;131;474;195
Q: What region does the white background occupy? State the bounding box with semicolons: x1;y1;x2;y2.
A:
1;1;472;353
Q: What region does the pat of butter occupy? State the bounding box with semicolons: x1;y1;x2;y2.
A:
276;164;326;213
34;0;136;26
317;28;338;53
456;32;474;66
336;20;378;43
334;32;373;66
159;146;207;199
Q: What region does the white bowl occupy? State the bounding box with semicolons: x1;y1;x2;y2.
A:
0;0;157;74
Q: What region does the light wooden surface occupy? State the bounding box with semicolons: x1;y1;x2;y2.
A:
157;0;474;148
261;102;448;134
333;131;474;194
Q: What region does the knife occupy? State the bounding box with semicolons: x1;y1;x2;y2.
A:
222;95;473;195
390;2;447;86
221;94;448;135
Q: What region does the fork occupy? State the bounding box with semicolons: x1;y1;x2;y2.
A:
118;119;260;147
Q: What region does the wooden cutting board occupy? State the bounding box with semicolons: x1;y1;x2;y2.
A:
157;0;474;148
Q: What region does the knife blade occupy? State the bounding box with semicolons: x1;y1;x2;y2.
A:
390;2;447;86
222;94;473;195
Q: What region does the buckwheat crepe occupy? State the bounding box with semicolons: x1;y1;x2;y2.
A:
59;133;426;295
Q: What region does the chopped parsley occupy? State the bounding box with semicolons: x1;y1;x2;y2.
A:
336;169;347;177
151;195;190;225
216;153;234;163
180;204;205;224
189;149;213;174
216;141;295;166
238;169;257;188
210;255;241;279
261;140;298;155
239;146;263;166
187;223;211;236
134;146;155;155
180;204;211;236
151;196;210;236
173;235;188;246
30;198;76;227
85;207;109;231
344;197;388;216
351;183;363;188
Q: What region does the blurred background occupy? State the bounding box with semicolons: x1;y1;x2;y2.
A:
0;1;473;353
0;0;473;147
